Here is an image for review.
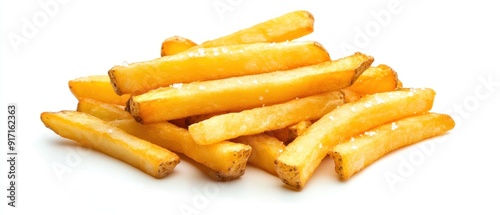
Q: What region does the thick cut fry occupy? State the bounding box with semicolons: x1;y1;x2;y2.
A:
76;101;251;180
40;111;180;178
109;119;251;181
331;113;455;180
347;64;399;95
199;10;314;47
77;98;132;121
128;52;373;123
233;134;286;175
160;36;197;56
69;75;130;105
109;41;331;95
188;91;344;145
275;88;436;189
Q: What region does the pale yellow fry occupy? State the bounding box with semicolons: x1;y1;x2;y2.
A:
331;113;455;180
69;75;130;106
275;88;436;189
77;98;132;121
199;10;314;47
40;111;180;178
188;91;344;145
128;52;373;124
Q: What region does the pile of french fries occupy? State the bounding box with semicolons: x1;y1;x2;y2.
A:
41;10;455;189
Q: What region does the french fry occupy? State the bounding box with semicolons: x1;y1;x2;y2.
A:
77;98;132;121
188;91;344;145
69;75;130;105
160;36;197;57
347;64;399;95
199;10;314;47
109;119;252;180
331;113;455;180
265;120;313;145
40;111;180;178
109;41;331;95
275;88;436;189
233;134;286;175
76;99;252;180
128;52;373;123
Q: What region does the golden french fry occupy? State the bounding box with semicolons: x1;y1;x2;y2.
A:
40;111;180;178
199;10;314;47
69;75;130;105
76;99;251;180
109;41;331;95
347;64;399;95
160;36;198;57
265;120;312;145
128;52;373;123
77;98;132;121
331;113;455;180
275;88;436;189
188;91;344;145
233;134;285;175
109;119;251;180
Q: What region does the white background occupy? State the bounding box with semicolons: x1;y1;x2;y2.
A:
1;0;500;214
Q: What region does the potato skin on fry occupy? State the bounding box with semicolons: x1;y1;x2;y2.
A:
331;113;455;180
40;111;180;178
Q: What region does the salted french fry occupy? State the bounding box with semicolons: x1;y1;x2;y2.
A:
76;100;251;180
275;88;436;189
128;52;373;123
109;41;331;95
233;134;285;175
160;36;197;57
40;111;180;178
188;91;344;145
69;75;130;105
331;113;455;180
199;10;314;47
77;98;132;121
347;64;399;95
160;10;314;57
109;119;251;180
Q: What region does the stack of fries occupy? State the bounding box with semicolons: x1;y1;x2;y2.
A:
41;10;455;190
